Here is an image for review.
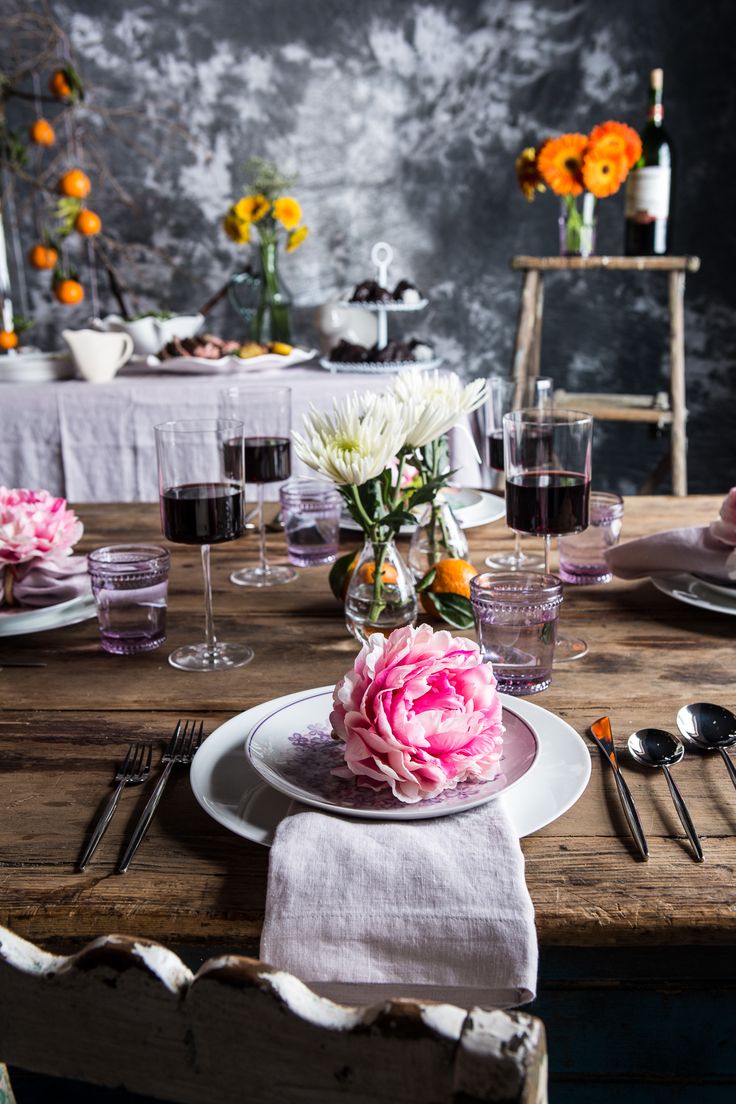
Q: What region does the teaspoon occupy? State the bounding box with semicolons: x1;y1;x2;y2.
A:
676;703;736;790
627;728;704;862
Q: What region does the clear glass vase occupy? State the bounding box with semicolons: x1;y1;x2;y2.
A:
253;239;292;343
408;500;468;579
344;537;417;643
558;193;596;257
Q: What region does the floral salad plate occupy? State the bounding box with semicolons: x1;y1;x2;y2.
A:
245;687;538;821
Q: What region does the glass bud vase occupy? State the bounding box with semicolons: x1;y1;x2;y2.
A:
344;538;417;644
408;500;469;580
253;238;292;343
558;193;597;258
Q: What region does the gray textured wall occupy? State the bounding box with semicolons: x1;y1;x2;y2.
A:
6;0;736;493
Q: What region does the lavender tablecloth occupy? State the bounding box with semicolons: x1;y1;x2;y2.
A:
0;365;482;501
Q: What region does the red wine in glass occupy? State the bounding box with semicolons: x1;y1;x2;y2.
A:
161;483;243;544
487;430;505;472
506;472;590;536
244;437;291;483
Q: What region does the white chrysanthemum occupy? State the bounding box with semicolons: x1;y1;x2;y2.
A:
392;369;487;449
293;392;411;486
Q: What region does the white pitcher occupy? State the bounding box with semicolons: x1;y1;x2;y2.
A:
62;329;134;383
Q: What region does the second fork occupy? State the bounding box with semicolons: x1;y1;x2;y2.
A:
78;743;153;871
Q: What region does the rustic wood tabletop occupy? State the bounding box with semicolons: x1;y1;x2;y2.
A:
1;496;734;953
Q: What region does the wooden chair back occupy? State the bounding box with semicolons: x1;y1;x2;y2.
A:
0;925;546;1103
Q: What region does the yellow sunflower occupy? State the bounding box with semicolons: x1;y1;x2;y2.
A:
588;121;642;170
234;194;270;222
223;209;250;244
537;133;587;197
273;196;302;230
286;225;309;253
582;151;627;198
515;147;546;202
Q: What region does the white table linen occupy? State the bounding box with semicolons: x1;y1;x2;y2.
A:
0;367;481;501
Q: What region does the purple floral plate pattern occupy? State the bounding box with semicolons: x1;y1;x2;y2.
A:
245;689;538;821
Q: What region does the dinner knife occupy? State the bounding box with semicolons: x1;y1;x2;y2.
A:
590;716;649;861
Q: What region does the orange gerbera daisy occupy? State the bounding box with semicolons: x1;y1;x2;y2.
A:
587;121;642;170
515;147;546;202
582;151;627;198
537;133;587;197
273;196;302;230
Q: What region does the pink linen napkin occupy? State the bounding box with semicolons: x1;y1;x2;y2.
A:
606;489;736;583
0;555;91;609
260;800;538;1010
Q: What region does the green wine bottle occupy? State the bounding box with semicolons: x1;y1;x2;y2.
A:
624;68;674;255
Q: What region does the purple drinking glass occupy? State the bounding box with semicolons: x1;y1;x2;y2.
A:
279;479;342;567
558;491;624;585
87;545;170;655
471;571;564;695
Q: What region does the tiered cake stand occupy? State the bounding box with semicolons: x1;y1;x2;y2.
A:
319;241;440;375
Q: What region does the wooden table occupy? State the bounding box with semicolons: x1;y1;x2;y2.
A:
2;497;735;1097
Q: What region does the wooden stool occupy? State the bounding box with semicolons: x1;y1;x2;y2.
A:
510;255;701;496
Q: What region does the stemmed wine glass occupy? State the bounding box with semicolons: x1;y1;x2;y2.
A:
503;407;593;660
154;418;254;671
484;375;553;571
219;385;296;587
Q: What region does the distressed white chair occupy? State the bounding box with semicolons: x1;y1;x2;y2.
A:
0;925;547;1104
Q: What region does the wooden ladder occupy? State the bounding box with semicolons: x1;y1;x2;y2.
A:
510;255;701;496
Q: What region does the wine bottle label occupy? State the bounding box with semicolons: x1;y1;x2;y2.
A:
625;166;671;222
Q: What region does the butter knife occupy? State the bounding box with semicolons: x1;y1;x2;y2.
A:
590;716;649;861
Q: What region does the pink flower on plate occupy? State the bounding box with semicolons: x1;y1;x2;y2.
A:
0;487;83;566
710;487;736;547
330;623;504;803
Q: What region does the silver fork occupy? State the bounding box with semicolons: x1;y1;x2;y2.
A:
117;719;205;874
78;743;153;871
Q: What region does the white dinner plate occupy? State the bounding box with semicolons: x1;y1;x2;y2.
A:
0;594;96;636
245;688;538;821
652;573;736;617
190;688;591;845
0;351;74;383
340;488;505;535
121;347;317;376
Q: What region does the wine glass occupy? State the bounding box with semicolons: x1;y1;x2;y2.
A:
219;385;296;587
503;407;593;661
154;418;254;672
484;376;553;571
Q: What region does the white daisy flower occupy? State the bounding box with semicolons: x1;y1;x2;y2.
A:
293;392;411;486
392;369;487;449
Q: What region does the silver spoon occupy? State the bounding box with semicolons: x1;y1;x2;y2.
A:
676;703;736;790
627;728;704;862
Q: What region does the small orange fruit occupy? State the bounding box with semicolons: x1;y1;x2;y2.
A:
30;118;55;146
54;279;85;305
29;244;59;270
359;561;399;586
420;558;477;618
75;208;101;236
0;330;19;350
59;169;91;199
49;70;72;99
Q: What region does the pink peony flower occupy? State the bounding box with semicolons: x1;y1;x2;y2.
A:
710;488;736;547
330;623;504;803
0;487;83;566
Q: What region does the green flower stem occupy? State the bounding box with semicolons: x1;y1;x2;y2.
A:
368;539;388;623
391;455;406;510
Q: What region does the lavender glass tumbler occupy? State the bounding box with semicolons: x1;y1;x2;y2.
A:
88;545;170;655
558;491;624;585
471;571;563;695
279;479;342;567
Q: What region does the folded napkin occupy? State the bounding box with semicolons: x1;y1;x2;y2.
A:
0;555;91;609
261;800;538;1010
606;489;736;583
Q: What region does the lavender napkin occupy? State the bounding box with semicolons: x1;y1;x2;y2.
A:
606;489;736;583
260;800;538;1009
0;555;91;609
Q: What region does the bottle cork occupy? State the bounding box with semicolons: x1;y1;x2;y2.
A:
650;68;663;90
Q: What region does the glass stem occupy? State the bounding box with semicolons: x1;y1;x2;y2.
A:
513;530;522;567
543;535;551;575
257;482;269;575
200;544;217;658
